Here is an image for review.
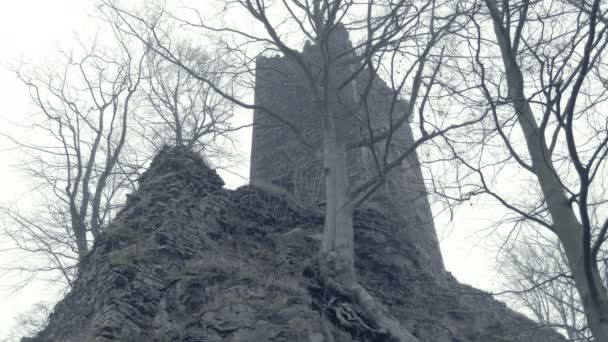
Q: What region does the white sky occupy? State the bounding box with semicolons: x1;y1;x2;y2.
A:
0;0;507;338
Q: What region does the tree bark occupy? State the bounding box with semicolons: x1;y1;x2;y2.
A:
70;210;88;260
485;1;608;338
317;53;419;342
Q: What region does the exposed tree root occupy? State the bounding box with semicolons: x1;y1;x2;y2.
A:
307;256;419;342
323;277;420;342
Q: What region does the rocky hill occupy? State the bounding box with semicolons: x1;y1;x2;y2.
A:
26;147;565;342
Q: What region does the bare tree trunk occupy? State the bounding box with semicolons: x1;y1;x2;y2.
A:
559;226;608;340
70;211;88;260
317;58;419;342
485;0;608;338
319;104;356;285
318;111;419;342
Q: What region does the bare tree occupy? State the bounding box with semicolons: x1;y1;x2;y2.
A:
2;9;243;294
499;227;592;341
140;42;237;156
425;0;608;339
101;0;482;340
1;28;148;291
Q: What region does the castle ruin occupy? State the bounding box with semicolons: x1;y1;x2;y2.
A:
250;26;445;275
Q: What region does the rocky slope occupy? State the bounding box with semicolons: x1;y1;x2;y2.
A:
26;147;565;341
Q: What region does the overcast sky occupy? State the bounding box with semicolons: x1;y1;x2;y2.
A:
0;1;507;338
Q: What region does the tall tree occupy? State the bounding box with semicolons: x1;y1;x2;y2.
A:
7;35;147;263
427;0;608;339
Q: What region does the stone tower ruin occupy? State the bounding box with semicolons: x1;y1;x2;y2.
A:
250;27;445;275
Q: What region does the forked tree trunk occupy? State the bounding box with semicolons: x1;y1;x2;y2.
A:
485;1;608;338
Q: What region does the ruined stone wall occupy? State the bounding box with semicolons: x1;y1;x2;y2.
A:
250;28;445;274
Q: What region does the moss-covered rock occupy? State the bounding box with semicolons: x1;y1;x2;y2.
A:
27;147;565;342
